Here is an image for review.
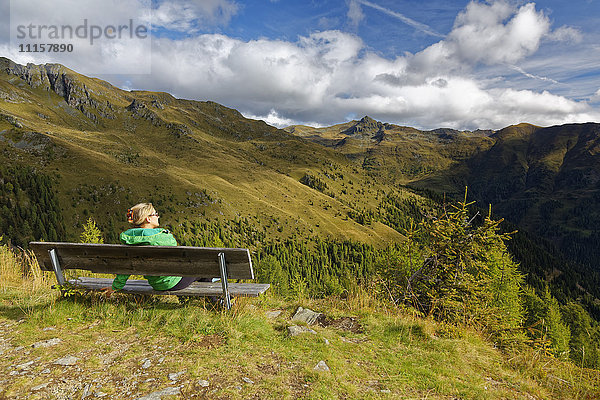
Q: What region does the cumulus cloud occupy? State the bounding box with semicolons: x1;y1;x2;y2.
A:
410;1;552;76
7;0;152;74
243;109;306;128
2;0;597;130
126;23;597;130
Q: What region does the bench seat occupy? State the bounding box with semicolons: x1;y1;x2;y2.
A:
30;241;270;309
69;277;270;297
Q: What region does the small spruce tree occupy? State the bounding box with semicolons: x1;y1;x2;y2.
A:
543;286;571;359
80;217;104;244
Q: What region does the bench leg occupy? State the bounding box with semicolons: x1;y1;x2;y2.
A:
49;248;66;285
218;252;231;310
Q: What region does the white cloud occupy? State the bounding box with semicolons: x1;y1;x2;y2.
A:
151;0;239;32
2;0;597;130
243;109;300;128
347;0;365;29
547;26;583;43
129;20;597;130
8;0;152;74
411;1;552;73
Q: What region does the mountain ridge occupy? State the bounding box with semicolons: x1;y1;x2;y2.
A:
285;113;600;269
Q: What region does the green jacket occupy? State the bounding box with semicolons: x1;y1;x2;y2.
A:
112;228;182;291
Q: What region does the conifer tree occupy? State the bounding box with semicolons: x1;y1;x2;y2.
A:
543;286;571;359
562;302;600;368
405;191;514;320
80;217;104;244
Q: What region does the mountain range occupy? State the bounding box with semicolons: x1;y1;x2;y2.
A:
1;57;599;311
287;117;600;270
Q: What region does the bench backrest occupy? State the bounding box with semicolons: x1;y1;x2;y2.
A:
30;242;254;279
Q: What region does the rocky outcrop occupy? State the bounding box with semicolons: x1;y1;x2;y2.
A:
291;307;323;325
341;116;390;143
0;57;115;122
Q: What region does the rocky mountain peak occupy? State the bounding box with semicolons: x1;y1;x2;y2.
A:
342;115;384;137
0;58;119;123
340;115;389;143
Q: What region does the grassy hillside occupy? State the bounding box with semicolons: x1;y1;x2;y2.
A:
410;122;600;265
0;57;406;247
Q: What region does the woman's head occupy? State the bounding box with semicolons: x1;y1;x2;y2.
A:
127;203;160;228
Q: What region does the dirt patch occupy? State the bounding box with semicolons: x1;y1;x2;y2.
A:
318;316;363;333
183;334;223;350
288;371;313;399
197;334;223;349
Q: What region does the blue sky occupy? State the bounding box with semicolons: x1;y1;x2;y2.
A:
2;0;600;130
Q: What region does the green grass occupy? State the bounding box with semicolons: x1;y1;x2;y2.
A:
1;280;599;399
1;245;597;399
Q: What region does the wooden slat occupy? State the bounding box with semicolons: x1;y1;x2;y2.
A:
30;242;254;279
69;277;270;297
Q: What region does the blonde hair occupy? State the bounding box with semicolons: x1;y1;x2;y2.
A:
127;203;156;226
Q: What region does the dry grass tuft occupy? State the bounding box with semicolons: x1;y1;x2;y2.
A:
0;242;56;315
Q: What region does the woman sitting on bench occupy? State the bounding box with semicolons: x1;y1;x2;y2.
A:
103;202;207;294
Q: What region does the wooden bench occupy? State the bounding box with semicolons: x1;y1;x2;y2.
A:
30;242;270;309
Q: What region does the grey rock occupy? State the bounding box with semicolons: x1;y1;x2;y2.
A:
53;355;78;366
265;310;283;319
380;389;391;393
16;360;35;370
242;377;254;384
141;359;151;369
197;379;209;387
168;371;185;381
287;325;317;337
95;392;108;397
134;387;181;400
31;382;49;391
9;371;18;376
291;307;323;325
81;383;91;399
43;327;56;331
313;360;330;372
41;369;51;374
32;338;62;348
